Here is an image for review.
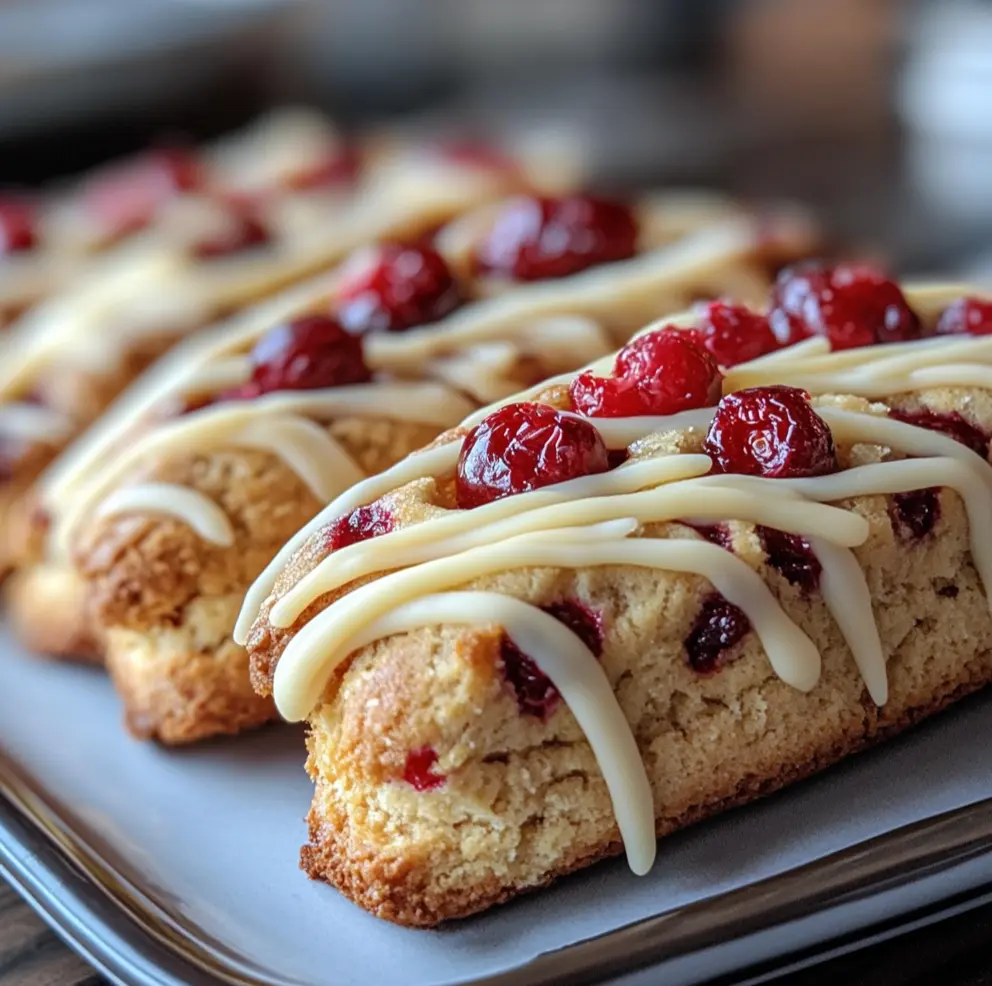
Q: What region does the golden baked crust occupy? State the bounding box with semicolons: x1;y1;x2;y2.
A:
70;415;442;743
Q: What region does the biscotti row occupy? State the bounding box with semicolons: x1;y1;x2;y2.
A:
0;107;599;579
7;184;809;744
235;272;992;925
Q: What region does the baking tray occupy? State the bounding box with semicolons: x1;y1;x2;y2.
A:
1;627;991;986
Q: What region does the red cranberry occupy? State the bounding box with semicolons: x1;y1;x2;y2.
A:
472;194;638;282
891;489;941;541
570;329;723;418
284;146;361;192
935;297;992;337
500;600;604;720
192;213;270;260
0;197;37;254
687;523;732;551
758;526;821;592
607;448;630;469
402;747;445;791
684;594;751;674
326;501;394;552
85;147;201;236
704;386;837;479
768;262;922;351
456;402;609;509
694;301;778;367
250;314;372;394
335;242;462;334
889;408;990;459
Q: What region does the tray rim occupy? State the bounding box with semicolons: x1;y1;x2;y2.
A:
3;743;992;986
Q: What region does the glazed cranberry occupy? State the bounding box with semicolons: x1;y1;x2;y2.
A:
326;501;394;552
768;262;922;351
335;242;462;334
891;489;941;541
935;297;992;337
501;600;604;720
688;523;733;551
402;747;445;791
192;213;270;260
0;197;36;255
570;330;723;418
285;146;361;192
694;301;778;367
684;594;751;674
607;448;630;469
86;147;201;236
704;386;837;479
456;402;609;509
889;407;990;459
758;526;821;593
250;314;372;394
473;194;638;282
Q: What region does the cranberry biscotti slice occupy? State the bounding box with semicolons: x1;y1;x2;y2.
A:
42;197;806;741
0;129;579;582
241;267;992;927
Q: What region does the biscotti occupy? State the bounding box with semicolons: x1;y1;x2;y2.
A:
240;269;992;926
0;115;570;585
50;194;808;742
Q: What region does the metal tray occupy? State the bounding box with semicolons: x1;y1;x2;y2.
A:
2;628;991;986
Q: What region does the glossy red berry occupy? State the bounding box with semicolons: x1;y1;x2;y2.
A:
0;197;37;254
456;402;609;509
500;600;603;720
570;329;723;418
326;501;394;552
192;213;270;260
889;408;990;459
335;242;462;334
284;146;361;192
402;747;445;791
704;386;837;479
85;147;201;236
768;262;922;351
694;301;778;367
684;595;751;674
935;297;992;337
473;194;638;281
250;314;371;394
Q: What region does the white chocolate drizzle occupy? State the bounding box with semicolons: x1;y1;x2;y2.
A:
96;484;235;546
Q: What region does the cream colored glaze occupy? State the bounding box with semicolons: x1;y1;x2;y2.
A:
96;483;236;546
317;589;658;875
0;402;74;444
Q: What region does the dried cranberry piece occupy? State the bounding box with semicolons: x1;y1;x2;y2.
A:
326;501;393;552
570;329;723;418
473;194;638;282
889;408;990;459
192;213;271;260
768;262;922;351
250;314;372;394
694;301;778;367
684;594;751;674
335;242;462;334
456;402;609;509
891;489;941;541
0;197;37;255
500;600;604;720
687;523;732;551
935;297;992;337
704;386;837;479
85;147;201;236
402;747;445;791
284;146;361;192
758;526;822;592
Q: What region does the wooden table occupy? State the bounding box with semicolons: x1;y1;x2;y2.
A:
2;875;990;986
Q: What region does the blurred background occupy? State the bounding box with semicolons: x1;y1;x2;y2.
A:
1;0;991;276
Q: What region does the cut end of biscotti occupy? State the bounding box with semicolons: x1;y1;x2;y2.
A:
104;594;277;745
